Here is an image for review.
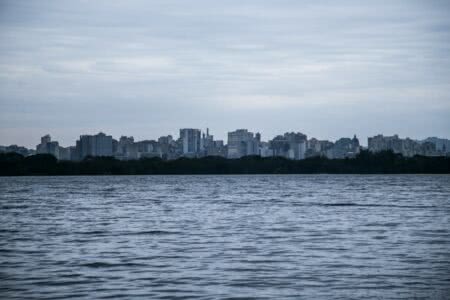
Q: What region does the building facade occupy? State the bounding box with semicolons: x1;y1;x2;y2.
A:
76;132;113;160
368;134;436;157
227;129;259;158
179;128;202;157
269;132;307;160
36;134;60;159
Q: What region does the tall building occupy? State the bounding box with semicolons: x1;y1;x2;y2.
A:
200;128;226;157
136;140;160;158
259;142;273;157
158;135;178;160
36;134;60;159
58;146;72;160
95;132;113;156
179;128;201;157
306;138;334;157
76;132;113;160
41;134;51;145
327;135;360;159
202;128;213;155
115;136;135;160
269;132;307;160
227;129;259;158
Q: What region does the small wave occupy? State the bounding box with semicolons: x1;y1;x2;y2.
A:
1;205;30;210
320;203;437;209
365;222;400;227
322;203;359;206
125;230;179;236
74;230;109;235
34;280;95;286
7;188;31;193
81;262;147;268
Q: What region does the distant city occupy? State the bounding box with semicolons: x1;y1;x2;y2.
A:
1;129;449;161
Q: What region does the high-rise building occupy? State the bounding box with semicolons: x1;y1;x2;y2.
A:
199;128;226;157
259;142;273;157
76;132;113;160
95;132;113;156
41;134;51;145
158;135;178;159
202;128;213;154
269;132;307;160
327;135;360;159
179;128;201;157
114;136;135;160
227;129;259;158
58;146;72;160
136;140;160;158
36;134;60;159
306;138;334;157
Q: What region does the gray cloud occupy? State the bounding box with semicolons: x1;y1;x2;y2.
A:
0;0;449;147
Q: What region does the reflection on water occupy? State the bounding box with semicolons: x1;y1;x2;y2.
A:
1;175;449;299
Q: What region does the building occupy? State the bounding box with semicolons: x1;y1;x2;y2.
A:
75;132;113;160
58;146;72;160
136;140;160;158
368;134;402;154
94;132;113;156
36;134;60;159
368;134;436;157
200;128;227;157
227;129;259;158
259;142;273;157
306;138;334;158
327;135;360;159
208;140;227;157
201;128;214;156
158;135;178;160
0;145;34;156
367;134;422;156
114;136;135;160
269;132;307;160
179;128;201;157
421;137;449;156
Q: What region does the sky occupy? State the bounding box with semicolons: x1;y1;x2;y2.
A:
0;0;449;148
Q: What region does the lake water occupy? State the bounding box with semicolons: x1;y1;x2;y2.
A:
1;175;449;299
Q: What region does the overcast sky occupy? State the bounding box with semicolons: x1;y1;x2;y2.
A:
0;0;449;147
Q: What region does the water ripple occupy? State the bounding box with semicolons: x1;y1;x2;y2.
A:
0;175;449;299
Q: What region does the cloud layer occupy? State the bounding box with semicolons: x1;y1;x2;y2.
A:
1;0;449;147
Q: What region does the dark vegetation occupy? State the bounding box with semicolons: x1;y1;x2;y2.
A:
0;150;449;176
0;151;450;176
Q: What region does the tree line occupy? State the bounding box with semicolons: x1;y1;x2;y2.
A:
0;150;449;176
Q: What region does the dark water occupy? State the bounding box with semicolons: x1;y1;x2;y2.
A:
1;175;449;299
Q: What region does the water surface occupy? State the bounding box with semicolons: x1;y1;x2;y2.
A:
1;175;449;299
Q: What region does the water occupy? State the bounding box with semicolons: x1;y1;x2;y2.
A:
1;175;449;299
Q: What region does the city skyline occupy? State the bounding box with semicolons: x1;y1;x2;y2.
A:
1;1;450;148
2;128;449;162
2;128;450;150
